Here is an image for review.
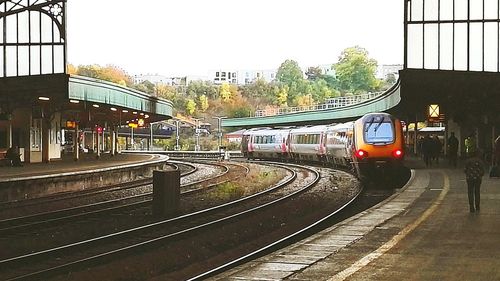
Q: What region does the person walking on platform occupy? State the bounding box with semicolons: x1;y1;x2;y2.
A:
464;150;484;213
422;135;433;167
447;132;459;168
432;135;442;165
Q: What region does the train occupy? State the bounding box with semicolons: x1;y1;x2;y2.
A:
241;112;405;180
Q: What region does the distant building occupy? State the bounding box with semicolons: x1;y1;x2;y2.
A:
134;74;209;87
209;69;277;85
238;69;277;85
211;70;239;85
133;74;172;85
316;64;335;76
376;64;403;80
210;64;337;85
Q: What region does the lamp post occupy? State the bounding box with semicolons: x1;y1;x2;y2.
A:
194;118;200;151
213;116;226;150
174;120;180;151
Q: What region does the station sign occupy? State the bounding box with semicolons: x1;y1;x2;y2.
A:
66;121;76;129
128;123;138;128
427;104;445;123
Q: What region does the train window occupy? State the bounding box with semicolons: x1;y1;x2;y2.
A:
364;122;395;143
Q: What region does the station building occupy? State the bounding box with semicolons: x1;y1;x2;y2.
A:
0;0;173;163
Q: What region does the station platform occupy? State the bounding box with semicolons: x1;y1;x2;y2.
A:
0;153;169;203
211;157;500;280
0;153;160;180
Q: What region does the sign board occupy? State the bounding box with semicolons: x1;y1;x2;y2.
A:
428;104;439;118
66;121;76;129
128;123;138;128
428;104;445;122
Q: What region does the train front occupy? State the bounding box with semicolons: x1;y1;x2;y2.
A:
352;113;405;175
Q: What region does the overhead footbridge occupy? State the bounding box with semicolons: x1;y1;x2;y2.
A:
221;80;401;128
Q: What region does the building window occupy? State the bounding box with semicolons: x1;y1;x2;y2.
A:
216;72;220;77
221;72;226;78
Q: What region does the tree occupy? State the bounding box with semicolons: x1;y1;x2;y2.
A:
156;84;177;100
67;64;77;75
295;94;314;107
385;73;396;84
75;64;133;87
219;83;232;102
334;46;380;94
187;80;218;99
305;66;323;81
185;99;197;115
199;94;209;112
276;59;304;85
274;85;289;106
312;79;339;103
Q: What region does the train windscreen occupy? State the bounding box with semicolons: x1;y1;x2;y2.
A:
364;122;394;143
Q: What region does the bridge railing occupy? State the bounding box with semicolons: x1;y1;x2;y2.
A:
254;91;382;117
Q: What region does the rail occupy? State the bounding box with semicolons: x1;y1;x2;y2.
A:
124;150;243;159
254;91;382;117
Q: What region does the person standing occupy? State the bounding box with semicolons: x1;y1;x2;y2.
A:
465;134;476;156
464;151;484;213
422;135;433;167
447;132;459;167
432;135;442;165
6;146;22;167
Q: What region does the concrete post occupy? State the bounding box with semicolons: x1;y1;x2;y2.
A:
96;127;101;159
111;126;116;156
152;170;180;217
413;119;418;155
73;123;79;161
7;122;12;148
42;118;50;163
131;127;134;150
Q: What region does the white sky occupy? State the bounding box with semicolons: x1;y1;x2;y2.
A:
67;0;403;77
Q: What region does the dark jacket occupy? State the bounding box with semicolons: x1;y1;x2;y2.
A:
464;156;484;181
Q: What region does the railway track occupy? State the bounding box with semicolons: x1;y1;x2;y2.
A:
0;162;195;212
0;161;241;234
0;163;317;281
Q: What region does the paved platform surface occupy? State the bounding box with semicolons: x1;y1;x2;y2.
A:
211;157;500;280
0;153;158;180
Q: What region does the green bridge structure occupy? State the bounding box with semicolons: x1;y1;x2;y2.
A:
222;81;401;128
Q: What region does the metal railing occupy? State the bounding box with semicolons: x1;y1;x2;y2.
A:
254;91;382;117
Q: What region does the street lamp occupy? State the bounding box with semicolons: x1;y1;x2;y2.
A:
213;116;226;150
174;120;180;151
194;118;200;151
